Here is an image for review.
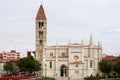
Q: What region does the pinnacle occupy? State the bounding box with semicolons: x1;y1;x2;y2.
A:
36;5;46;20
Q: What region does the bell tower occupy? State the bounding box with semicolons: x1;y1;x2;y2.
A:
36;5;47;62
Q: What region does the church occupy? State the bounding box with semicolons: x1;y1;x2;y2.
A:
35;5;102;79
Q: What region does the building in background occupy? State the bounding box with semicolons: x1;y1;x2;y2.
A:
102;54;109;58
103;55;117;61
0;50;20;62
27;51;36;58
35;5;102;79
0;50;20;77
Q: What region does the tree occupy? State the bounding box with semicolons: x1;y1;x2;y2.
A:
99;60;112;75
17;56;41;75
4;62;14;75
113;58;120;74
34;60;41;71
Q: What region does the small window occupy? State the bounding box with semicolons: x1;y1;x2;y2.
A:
39;32;43;35
39;22;44;28
50;61;52;68
45;64;47;67
75;70;79;73
90;61;92;68
40;40;42;46
39;32;43;39
75;64;79;67
50;53;53;56
62;53;65;56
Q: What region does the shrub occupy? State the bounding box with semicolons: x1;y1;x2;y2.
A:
84;76;94;80
84;75;120;80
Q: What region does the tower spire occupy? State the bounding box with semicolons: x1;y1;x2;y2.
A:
36;5;46;20
89;33;94;47
35;4;47;62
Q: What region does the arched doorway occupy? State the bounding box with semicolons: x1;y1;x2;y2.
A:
60;65;68;77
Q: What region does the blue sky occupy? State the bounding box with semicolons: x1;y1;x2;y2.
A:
0;0;120;56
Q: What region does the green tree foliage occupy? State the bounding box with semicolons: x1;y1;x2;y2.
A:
17;56;41;75
4;62;14;74
113;58;120;74
34;60;41;71
99;60;112;75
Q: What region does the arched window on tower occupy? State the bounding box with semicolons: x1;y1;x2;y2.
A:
40;40;43;46
39;31;43;39
39;22;44;28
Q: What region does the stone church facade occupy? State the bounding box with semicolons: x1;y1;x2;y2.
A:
35;5;102;79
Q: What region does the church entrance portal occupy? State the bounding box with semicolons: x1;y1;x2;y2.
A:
60;65;68;77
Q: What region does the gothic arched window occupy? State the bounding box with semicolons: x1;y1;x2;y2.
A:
62;53;65;56
90;61;92;68
50;61;52;68
50;53;53;56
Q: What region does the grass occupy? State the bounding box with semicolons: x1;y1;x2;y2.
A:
37;77;55;80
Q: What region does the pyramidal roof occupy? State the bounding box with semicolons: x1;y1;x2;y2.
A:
36;5;46;20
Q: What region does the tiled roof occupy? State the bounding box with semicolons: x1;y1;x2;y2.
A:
48;42;93;47
36;5;46;20
70;61;83;64
103;56;117;61
71;43;81;45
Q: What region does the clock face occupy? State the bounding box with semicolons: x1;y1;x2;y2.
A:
74;55;79;60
